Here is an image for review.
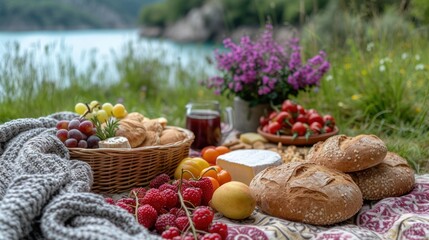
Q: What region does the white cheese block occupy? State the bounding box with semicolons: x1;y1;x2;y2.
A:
216;149;282;185
98;136;132;149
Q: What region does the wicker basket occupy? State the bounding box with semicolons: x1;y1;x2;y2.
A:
69;126;194;194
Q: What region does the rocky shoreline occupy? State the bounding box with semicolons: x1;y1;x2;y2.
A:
138;1;296;44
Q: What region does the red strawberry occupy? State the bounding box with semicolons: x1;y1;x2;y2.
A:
105;197;115;205
182;187;202;207
159;183;178;192
201;233;222;240
136;204;158;229
162;189;178;209
190;177;214;206
175;216;189;231
192;206;214;231
116;202;134;214
161;226;181;239
150;173;171;188
141;188;166;213
209;222;228;240
155;213;177;234
130;187;146;198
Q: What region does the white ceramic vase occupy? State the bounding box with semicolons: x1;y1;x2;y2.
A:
233;97;270;133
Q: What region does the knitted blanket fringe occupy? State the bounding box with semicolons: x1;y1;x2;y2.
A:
0;112;161;240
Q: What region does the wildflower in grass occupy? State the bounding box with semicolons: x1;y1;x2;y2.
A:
379;65;386;72
204;24;330;106
326;75;333;81
351;94;362;101
366;42;374;52
401;53;408;59
415;54;421;61
415;64;424;71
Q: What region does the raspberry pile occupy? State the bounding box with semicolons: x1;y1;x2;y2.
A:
105;173;229;240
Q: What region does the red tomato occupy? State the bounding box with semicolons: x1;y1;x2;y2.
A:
295;114;308;124
297;105;306;115
323;114;336;127
274;111;294;126
281;100;298;114
323;125;333;133
306;109;318;117
262;125;269;133
268;111;278;120
308;113;324;125
259;116;269;127
310;122;322;135
291;122;307;136
268;121;282;134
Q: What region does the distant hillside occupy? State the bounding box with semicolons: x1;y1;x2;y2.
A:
0;0;161;31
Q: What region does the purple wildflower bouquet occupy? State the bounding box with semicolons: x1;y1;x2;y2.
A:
205;24;330;106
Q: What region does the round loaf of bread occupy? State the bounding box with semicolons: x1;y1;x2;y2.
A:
249;162;363;225
306;134;387;172
349;152;415;200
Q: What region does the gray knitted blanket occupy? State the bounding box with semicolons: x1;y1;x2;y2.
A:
0;112;161;240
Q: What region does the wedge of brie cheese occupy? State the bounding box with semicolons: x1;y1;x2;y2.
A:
98;136;132;149
216;149;282;185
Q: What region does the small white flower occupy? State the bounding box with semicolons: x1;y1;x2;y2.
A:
366;42;374;52
326;75;333;81
415;64;425;71
415;54;421;61
401;53;408;59
379;59;384;65
379;65;386;72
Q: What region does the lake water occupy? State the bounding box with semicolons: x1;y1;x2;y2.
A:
0;29;217;84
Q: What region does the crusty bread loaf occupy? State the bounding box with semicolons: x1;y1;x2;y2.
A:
160;128;186;145
305;134;387;172
115;119;147;148
249;162;363;225
349;152;415;200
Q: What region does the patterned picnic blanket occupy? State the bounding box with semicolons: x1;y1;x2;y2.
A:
222;174;429;240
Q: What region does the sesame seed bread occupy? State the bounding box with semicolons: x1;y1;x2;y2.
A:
349;152;415;200
249;162;363;225
305;134;387;172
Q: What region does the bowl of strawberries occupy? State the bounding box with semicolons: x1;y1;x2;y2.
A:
257;100;339;146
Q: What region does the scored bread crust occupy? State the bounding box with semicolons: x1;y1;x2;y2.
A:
349;152;415;200
249;162;363;225
305;135;387;172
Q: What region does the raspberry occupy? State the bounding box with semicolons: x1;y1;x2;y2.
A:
190;177;214;206
159;183;178;192
162;189;178;209
182;187;202;207
161;226;181;239
105;197;115;205
175;216;189;231
170;208;186;218
150;173;171;188
141;188;166;213
201;233;222;240
192;206;214;231
117;197;136;207
155;213;177;234
130;187;146;198
136;204;158;229
209;222;228;240
173;179;191;191
172;236;194;240
116;202;134;214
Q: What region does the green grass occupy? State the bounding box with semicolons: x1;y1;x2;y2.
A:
1;31;428;173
